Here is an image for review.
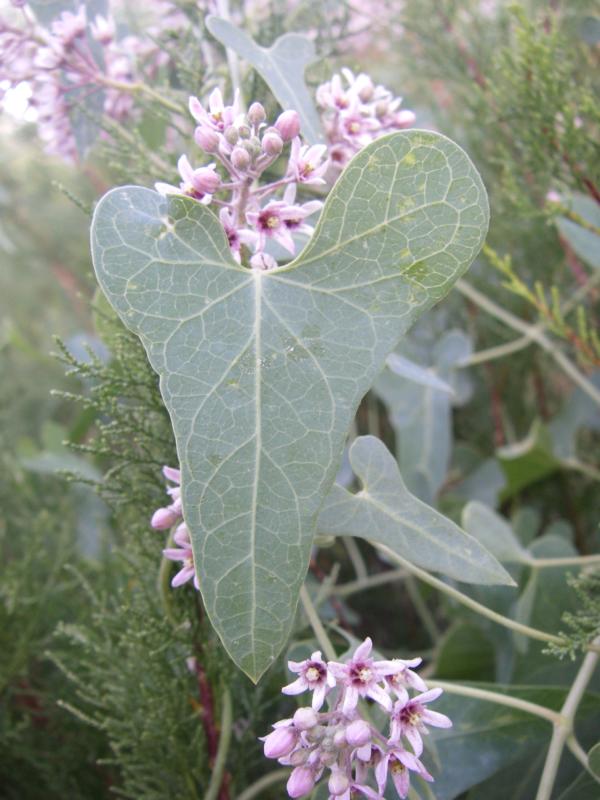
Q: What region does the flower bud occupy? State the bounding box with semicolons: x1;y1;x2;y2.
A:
262;726;296;759
358;80;374;102
293;707;318;730
374;99;389;118
241;138;261;158
332;727;347;748
237;123;251;139
224;126;239;146
345;719;371;747
275;109;300;141
287;766;315;798
328;767;350;796
192;166;220;195
151;506;178;530
262;131;283;156
230;146;251;171
393;109;416;129
248;101;266;125
289;747;310;766
194;126;220;153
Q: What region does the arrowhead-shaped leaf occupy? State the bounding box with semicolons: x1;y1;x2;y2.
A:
91;130;489;680
318;436;513;585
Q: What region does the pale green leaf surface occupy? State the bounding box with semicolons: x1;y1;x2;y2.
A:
556;192;600;270
462;501;530;564
375;328;472;504
91;130;489;679
205;15;323;143
318;436;512;585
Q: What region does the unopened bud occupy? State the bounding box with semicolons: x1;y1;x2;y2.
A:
375;99;389;118
287;766;316;799
231;146;251;171
224;126;239;146
192;166;220;195
333;727;347;747
289;748;309;766
262;131;283;156
345;719;371;747
393;109;416;129
328;768;350;796
241;138;261;158
293;707;318;730
237;123;251;139
275;109;300;141
358;79;374;102
262;726;296;759
151;506;178;530
194;126;220;153
248;101;266;125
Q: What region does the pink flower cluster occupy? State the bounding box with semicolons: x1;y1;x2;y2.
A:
1;3;137;159
262;638;451;799
317;68;416;170
157;90;328;270
151;465;199;590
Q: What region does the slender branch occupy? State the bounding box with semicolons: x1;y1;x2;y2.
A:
404;575;441;643
329;568;408;599
374;544;599;651
458;334;532;367
343;537;368;581
236;769;290;800
205;688;233;800
535;637;600;800
531;554;600;568
98;76;187;115
456;279;600;407
429;680;560;725
300;584;337;661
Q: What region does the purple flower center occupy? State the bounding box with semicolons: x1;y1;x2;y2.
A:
350;661;373;686
399;702;422;726
305;662;326;685
258;210;281;231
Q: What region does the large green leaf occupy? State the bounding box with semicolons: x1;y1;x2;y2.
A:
431;684;600;800
318;436;512;585
205;16;323;143
91;130;489;680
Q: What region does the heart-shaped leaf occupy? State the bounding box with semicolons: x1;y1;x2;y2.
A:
91;130;489;680
318;436;513;585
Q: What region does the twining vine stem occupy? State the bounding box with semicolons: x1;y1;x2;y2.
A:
535;636;600;800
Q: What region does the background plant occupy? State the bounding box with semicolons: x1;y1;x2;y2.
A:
1;1;599;798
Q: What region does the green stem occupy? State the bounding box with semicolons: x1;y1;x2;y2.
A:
531;553;600;568
300;584;337;661
456;279;600;407
204;687;233;800
375;544;588;650
343;537;368;581
99;76;186;115
237;769;290;800
535;636;600;800
330;568;408;598
429;680;560;725
404;575;441;643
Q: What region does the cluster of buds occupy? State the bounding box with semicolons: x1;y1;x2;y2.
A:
317;68;416;170
151;466;199;590
157;89;328;270
1;2;138;159
262;638;451;799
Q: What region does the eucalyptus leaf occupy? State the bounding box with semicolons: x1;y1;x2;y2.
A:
588;742;600;780
375;328;472;504
205;16;323;143
386;352;454;394
555;192;600;270
318;436;512;585
91;130;489;680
